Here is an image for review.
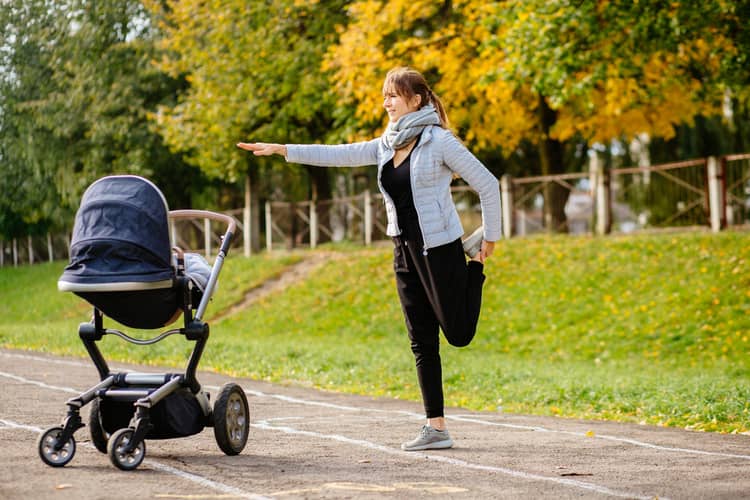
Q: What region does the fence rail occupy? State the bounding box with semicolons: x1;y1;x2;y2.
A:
3;153;749;266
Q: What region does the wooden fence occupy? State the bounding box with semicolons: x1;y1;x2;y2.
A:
506;153;750;237
4;153;749;266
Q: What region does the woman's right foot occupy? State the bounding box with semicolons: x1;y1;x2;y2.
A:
401;425;453;451
462;226;483;259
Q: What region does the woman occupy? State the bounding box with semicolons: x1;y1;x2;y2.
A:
237;67;501;451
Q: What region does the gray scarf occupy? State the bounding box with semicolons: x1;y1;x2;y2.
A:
381;104;441;150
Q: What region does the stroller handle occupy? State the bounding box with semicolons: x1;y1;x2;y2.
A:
168;210;237;235
168;209;237;322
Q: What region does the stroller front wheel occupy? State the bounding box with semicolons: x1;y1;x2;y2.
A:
38;426;76;467
108;428;146;471
213;383;249;455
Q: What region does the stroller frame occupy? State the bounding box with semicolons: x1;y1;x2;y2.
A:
38;209;249;471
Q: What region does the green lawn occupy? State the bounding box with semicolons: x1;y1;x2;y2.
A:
2;232;749;433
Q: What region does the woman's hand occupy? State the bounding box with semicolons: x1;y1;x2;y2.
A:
479;240;495;263
236;142;287;157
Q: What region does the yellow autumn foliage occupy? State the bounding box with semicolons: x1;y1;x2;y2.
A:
326;0;733;154
324;0;537;151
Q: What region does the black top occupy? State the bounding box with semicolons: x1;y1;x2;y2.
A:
381;134;421;238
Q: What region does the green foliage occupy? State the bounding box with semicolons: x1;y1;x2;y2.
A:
0;1;71;235
2;233;749;433
0;0;202;238
146;0;352;187
496;1;742;104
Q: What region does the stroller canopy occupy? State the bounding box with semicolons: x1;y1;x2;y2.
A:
59;175;174;291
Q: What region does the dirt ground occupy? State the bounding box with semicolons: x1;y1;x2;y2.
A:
2;347;749;500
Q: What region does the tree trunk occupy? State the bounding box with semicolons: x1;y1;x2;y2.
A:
247;165;262;253
537;95;570;232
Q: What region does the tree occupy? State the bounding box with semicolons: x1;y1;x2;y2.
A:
146;0;352;248
0;0;200;243
325;0;745;231
0;0;73;238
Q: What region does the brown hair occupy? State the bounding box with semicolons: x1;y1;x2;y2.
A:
383;67;449;128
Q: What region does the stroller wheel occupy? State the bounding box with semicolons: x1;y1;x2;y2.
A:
108;428;145;471
213;383;249;455
38;426;76;467
89;398;109;454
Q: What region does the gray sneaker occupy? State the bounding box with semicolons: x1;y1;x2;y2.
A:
462;226;484;258
401;425;454;451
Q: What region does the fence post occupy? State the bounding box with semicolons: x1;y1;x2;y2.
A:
310;200;318;249
707;156;723;233
47;233;53;262
594;154;611;235
265;202;272;252
244;175;252;257
204;218;211;257
364;190;372;245
27;235;34;265
13;238;18;267
500;175;513;238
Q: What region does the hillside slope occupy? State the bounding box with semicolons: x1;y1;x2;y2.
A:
1;232;748;432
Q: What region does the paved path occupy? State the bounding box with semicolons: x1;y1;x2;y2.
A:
1;348;749;499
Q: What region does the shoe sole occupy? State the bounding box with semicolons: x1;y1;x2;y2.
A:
462;227;483;258
401;439;454;451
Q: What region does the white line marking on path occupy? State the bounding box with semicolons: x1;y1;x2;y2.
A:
0;370;79;394
0;367;663;499
3;351;748;463
0;418;271;500
252;419;664;500
238;384;750;462
448;414;750;461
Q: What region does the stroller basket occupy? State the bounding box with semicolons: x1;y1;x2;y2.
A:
38;175;249;471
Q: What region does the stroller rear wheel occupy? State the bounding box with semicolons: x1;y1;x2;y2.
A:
88;397;109;454
38;426;76;467
108;428;146;471
213;383;249;455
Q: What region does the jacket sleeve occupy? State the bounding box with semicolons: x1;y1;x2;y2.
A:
285;139;380;167
440;131;503;242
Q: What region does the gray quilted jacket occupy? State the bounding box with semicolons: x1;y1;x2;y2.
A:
285;125;501;252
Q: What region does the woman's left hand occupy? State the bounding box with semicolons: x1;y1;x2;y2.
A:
236;142;287;156
479;240;495;263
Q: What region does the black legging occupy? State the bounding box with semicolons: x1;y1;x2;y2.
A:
392;230;486;419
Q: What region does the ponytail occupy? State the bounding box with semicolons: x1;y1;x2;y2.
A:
428;88;449;129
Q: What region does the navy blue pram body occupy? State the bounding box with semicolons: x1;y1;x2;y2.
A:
59;175;205;328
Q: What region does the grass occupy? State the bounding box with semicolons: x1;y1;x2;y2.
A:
2;231;749;433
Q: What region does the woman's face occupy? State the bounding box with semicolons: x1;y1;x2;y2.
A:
383;86;421;123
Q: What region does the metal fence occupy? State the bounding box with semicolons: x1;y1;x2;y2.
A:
609;159;709;231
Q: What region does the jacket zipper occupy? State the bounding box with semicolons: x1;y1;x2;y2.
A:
409;134;429;256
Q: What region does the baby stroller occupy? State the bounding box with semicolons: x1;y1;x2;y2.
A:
38;175;249;471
